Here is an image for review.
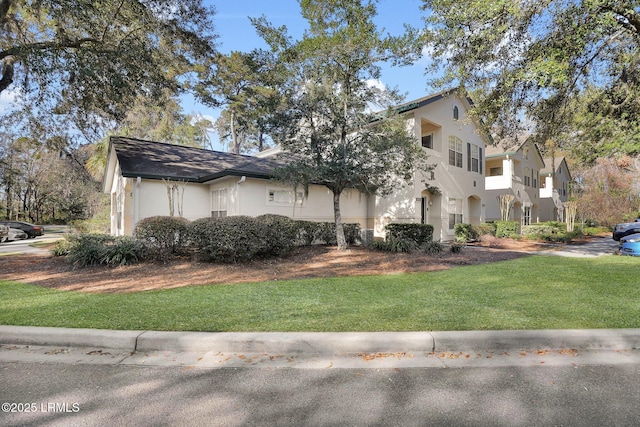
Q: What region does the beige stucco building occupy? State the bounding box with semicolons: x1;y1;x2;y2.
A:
105;91;537;242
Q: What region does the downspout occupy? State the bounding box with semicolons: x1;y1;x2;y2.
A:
236;176;246;216
133;177;141;232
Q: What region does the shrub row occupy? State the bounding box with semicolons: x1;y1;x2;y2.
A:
55;215;362;266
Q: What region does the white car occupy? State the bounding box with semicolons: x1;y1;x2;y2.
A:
0;224;8;243
7;228;28;241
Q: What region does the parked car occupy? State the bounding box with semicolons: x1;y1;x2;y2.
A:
612;219;640;241
0;223;8;243
7;228;28;241
0;221;44;238
619;233;640;257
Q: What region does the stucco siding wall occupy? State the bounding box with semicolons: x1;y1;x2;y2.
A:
233;178;369;226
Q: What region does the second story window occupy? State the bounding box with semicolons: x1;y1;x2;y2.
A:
421;133;433;149
467;144;481;173
448;136;463;168
453;106;459;120
524;167;531;186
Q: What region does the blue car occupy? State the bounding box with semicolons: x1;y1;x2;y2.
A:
619;233;640;257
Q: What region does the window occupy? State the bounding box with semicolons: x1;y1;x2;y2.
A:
421;133;433;149
533;170;538;188
448;136;463;168
524;167;531;186
267;189;303;205
467;144;481;173
448;198;463;229
523;206;531;226
211;188;227;218
489;167;503;176
453;106;459;120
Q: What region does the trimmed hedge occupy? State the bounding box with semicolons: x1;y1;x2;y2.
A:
134;216;191;260
495;221;519;238
385;223;434;244
189;216;269;263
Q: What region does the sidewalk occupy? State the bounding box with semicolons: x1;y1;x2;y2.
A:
1;325;639;369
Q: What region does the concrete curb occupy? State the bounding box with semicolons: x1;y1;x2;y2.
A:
1;326;639;354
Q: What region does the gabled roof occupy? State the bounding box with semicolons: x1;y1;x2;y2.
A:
485;136;545;167
107;136;285;183
541;156;572;180
392;88;472;115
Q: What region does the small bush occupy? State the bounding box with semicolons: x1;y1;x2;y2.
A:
61;233;146;267
134;216;190;260
454;223;479;242
100;236;147;266
495;221;519;238
371;238;416;253
449;242;464;253
475;222;497;237
51;239;73;257
423;240;444;255
385;223;434;244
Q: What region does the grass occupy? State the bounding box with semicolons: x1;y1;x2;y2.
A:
1;255;639;332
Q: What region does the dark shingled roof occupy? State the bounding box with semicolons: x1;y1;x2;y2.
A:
110;136;285;182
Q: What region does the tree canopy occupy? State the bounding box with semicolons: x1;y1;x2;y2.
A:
253;0;429;250
0;0;217;135
421;0;640;162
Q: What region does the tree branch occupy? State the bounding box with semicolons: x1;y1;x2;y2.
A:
0;55;16;93
0;0;11;23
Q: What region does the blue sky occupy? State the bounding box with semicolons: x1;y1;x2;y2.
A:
184;0;436;147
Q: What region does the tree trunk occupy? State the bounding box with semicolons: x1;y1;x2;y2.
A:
332;189;347;251
230;108;239;154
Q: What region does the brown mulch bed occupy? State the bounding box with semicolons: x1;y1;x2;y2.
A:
0;236;596;294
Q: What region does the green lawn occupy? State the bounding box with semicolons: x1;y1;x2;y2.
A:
1;255;638;332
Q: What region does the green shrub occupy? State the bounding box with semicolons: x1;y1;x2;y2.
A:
51;238;73;257
495;221;519;238
61;233;146;267
454;223;479;242
256;214;298;256
291;220;360;246
371;238;416;253
134;216;190;259
100;236;147;266
343;223;361;245
189;216;267;263
385;223;434;244
475;222;497;237
293;220;319;246
423;240;444;255
449;242;464;253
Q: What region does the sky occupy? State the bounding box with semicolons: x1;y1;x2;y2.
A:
182;0;436;148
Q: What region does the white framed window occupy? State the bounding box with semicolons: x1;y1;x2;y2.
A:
211;188;227;218
467;144;481;173
524;167;531;186
448;198;463;229
421;133;433;149
523;205;531;226
448;136;463;168
267;188;303;205
453;105;459;120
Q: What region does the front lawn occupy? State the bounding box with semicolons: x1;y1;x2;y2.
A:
1;255;638;332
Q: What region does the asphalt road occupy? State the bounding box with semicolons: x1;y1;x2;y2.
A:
1;361;640;426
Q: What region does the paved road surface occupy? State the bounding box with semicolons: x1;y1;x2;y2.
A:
2;360;640;426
